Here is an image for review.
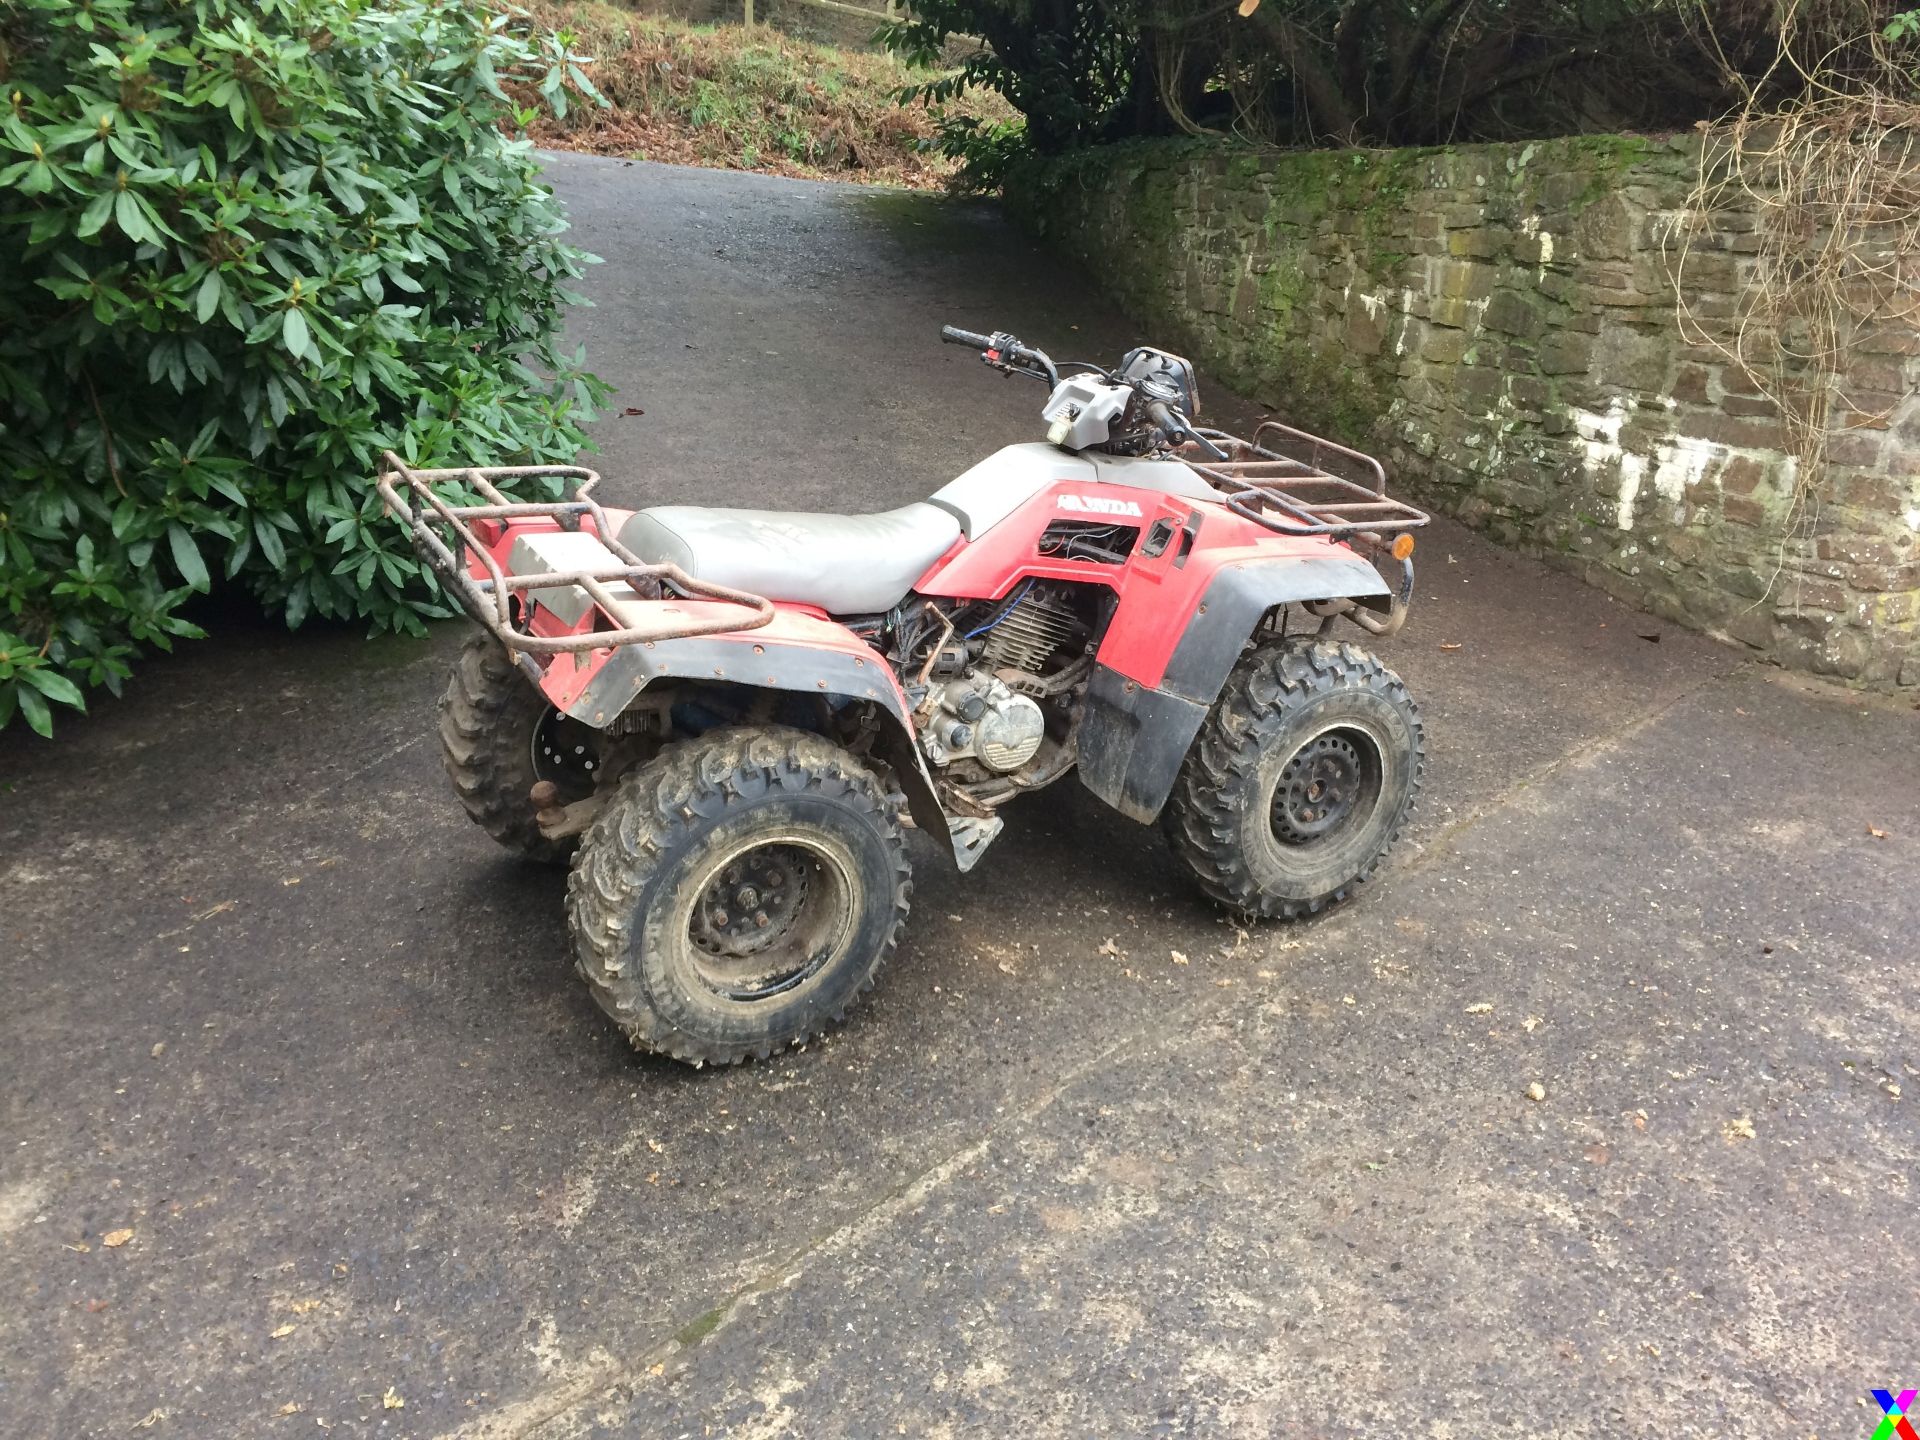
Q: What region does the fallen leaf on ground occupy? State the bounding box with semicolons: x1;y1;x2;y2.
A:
276;1403;303;1416
620;406;645;417
131;1409;167;1430
381;1388;403;1411
1886;1082;1902;1099
281;877;300;887
64;1241;90;1253
1098;938;1121;957
1526;1082;1547;1102
1630;1109;1649;1130
1237;0;1260;16
288;1298;322;1315
270;1324;296;1339
101;1228;134;1248
1438;641;1463;652
648;1363;666;1377
1464;1002;1493;1015
1867;824;1889;839
1522;1015;1543;1032
1170;950;1189;965
1724;1116;1756;1141
1215;978;1233;988
1584;1143;1611;1165
646;1138;664;1154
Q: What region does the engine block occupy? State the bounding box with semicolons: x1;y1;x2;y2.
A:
920;672;1046;773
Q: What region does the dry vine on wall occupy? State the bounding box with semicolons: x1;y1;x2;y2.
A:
1669;1;1920;534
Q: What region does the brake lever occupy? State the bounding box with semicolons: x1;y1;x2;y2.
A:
1146;400;1227;459
984;331;1058;387
1186;429;1229;462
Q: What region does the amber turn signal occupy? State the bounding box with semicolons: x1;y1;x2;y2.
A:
1390;533;1416;561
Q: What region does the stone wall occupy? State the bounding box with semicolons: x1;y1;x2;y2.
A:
1004;137;1920;686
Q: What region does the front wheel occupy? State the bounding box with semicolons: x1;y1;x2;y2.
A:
566;727;912;1066
1163;639;1425;918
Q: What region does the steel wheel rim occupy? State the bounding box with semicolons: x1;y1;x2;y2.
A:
530;706;600;799
685;833;856;1003
1269;723;1385;849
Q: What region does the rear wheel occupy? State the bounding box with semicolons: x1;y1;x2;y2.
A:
1163;639;1424;918
566;726;912;1066
439;631;597;865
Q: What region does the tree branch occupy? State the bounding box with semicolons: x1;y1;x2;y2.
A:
1386;0;1482;127
1244;6;1363;141
1452;45;1595;113
1333;0;1382;117
83;371;126;499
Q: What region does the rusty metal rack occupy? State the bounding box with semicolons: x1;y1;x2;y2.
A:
375;451;774;668
1188;420;1429;540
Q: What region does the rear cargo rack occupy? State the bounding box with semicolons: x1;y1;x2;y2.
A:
375;451;774;666
1188;420;1430;540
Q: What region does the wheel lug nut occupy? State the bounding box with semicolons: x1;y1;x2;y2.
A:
713;910;729;927
754;911;769;928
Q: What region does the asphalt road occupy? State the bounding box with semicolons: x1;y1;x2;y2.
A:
3;153;1917;1439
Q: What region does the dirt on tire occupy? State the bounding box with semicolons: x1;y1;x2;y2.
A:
438;631;575;865
566;725;912;1066
1163;638;1425;919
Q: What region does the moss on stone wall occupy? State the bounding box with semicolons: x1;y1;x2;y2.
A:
1003;135;1920;687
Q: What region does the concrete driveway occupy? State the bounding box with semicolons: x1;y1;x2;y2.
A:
3;153;1916;1439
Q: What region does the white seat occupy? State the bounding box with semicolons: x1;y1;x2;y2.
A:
619;502;961;615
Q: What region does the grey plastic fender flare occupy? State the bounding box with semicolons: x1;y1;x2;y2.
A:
561;630;956;859
1076;548;1400;823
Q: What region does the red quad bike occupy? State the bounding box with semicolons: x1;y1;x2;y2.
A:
377;326;1430;1066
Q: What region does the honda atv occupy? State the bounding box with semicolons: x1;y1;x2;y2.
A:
377;326;1429;1066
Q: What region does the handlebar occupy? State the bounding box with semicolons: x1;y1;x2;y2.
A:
941;323;1059;387
943;324;1224;459
1146;400;1228;461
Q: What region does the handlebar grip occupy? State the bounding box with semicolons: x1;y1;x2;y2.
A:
1147;401;1229;461
941;325;994;349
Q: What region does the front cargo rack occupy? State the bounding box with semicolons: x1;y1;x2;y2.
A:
1188;420;1429;540
375;450;774;670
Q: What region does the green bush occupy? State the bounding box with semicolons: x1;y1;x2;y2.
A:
0;0;608;737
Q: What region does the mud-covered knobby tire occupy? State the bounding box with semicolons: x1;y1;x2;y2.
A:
1164;639;1425;919
566;726;912;1067
438;631;573;865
